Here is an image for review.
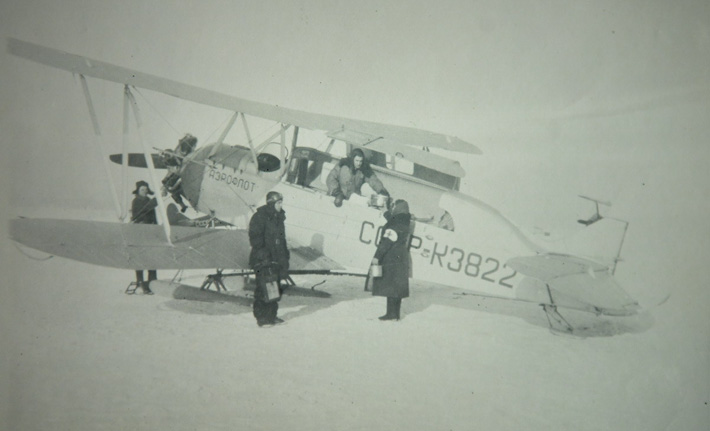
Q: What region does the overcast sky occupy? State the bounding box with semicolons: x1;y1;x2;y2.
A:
0;0;708;245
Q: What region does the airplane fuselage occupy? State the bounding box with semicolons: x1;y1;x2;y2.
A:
179;142;547;300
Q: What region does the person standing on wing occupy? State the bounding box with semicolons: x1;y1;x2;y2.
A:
371;199;412;320
326;148;389;207
248;191;290;327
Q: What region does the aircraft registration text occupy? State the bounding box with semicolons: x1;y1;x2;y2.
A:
360;221;517;288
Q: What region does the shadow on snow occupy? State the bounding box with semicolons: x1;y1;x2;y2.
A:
150;275;654;338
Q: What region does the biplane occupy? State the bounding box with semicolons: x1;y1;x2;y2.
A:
6;38;639;332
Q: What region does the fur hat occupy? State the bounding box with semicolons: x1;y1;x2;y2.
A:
132;180;154;195
178;134;198;155
391;199;410;216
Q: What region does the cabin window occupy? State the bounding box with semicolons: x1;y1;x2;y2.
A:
437;210;455;231
286;158;308;185
257;153;281;172
359;148;459;191
386;154;414;175
285;147;334;193
413;164;459;190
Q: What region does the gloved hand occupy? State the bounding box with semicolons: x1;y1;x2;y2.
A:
334;194;344;207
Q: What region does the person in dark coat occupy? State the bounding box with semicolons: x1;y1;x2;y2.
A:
326;148;389;207
248;191;290;326
371;199;412;320
131;180;158;294
161;165;188;212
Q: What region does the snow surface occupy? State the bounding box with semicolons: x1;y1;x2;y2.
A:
1;208;707;430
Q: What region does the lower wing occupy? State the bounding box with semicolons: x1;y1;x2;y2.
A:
8;218;344;272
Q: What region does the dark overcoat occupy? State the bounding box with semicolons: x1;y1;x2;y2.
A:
371;213;411;298
248;204;290;277
131;195;157;224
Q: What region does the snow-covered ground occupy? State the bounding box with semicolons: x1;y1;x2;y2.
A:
1;199;707;430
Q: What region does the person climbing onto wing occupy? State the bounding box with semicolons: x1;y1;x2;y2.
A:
161;133;198;167
161;165;188;213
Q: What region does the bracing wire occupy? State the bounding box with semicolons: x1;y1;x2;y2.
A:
133;87;181;136
203;112;234;144
134;88;241;146
212;121;284;166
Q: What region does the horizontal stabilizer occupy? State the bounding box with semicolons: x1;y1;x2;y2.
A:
109;153;167;169
507;254;639;316
507;254;606;281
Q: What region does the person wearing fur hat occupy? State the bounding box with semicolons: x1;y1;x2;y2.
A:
248;191;290;326
177;133;197;157
371;199;412;320
131;180;158;294
326;148;389;207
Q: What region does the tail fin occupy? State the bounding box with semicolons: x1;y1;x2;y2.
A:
543;195;629;271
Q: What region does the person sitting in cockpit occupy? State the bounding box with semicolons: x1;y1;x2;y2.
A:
326;148;389;207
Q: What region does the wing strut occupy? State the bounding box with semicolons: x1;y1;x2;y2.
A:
542;283;573;333
78;75;124;220
121;84;131;217
240;112;258;167
124;86;173;245
208;111;240;159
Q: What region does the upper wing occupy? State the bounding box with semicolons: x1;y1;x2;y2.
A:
9;218;345;272
7;38;481;155
507;254;640;316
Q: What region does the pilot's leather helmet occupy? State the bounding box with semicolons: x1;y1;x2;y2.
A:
266;191;284;204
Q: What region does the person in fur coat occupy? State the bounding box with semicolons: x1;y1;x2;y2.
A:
371;199;412;320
